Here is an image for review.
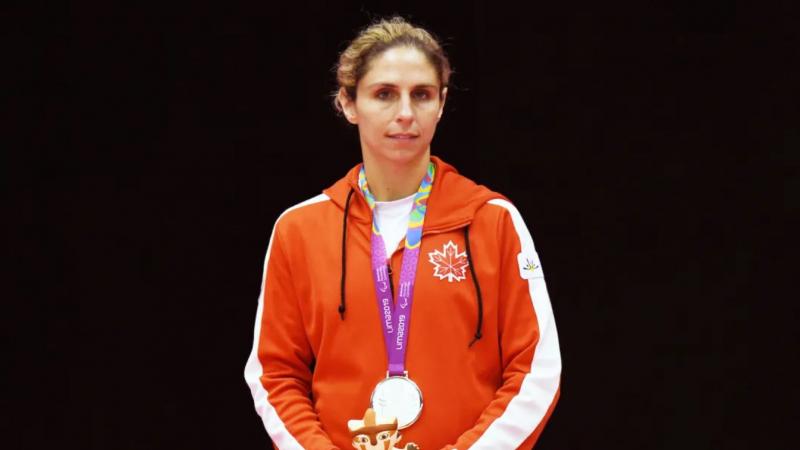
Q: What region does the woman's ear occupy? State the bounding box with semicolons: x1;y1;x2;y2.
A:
338;88;358;124
437;87;448;121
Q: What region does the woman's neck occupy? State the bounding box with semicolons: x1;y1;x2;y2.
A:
362;149;431;201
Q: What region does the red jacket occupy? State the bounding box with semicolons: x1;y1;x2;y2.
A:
245;156;561;449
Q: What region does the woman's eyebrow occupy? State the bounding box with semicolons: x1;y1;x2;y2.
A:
365;82;438;89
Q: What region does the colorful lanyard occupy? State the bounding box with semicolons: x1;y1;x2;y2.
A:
358;162;435;377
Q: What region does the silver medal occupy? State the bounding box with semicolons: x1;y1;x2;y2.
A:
370;374;423;429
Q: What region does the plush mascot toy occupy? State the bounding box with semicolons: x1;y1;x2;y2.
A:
348;408;420;450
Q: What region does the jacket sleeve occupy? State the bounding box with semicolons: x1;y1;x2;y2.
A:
447;199;562;450
244;219;339;450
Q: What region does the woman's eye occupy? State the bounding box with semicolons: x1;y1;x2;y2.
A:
376;90;394;100
413;90;431;100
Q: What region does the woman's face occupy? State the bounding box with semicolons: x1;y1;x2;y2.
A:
339;46;447;166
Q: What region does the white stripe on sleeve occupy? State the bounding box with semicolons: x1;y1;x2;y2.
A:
469;199;562;449
243;193;330;449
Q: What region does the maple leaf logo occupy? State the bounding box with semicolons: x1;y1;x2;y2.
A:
428;240;469;282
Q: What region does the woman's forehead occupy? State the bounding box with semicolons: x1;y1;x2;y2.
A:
360;47;439;87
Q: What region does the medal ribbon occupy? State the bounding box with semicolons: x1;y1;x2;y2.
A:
358;162;434;377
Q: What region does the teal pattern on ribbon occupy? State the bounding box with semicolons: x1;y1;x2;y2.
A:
357;162;435;250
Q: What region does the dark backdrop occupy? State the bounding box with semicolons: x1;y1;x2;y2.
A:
8;1;798;449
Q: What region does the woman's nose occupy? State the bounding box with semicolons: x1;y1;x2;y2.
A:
396;94;413;121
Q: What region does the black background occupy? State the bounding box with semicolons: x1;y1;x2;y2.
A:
7;1;799;449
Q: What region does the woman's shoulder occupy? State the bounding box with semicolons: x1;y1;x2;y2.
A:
272;192;335;233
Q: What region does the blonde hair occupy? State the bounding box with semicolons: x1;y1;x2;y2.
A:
333;16;452;113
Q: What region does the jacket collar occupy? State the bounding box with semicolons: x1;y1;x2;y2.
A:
323;156;506;233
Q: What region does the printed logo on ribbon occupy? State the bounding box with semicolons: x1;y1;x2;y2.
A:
428;240;469;282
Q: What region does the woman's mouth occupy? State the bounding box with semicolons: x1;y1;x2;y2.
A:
387;134;418;140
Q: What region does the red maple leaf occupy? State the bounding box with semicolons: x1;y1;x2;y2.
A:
428;241;469;282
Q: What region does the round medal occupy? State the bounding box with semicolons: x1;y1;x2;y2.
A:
370;375;423;429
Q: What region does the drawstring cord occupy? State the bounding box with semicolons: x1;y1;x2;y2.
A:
339;188;355;320
464;226;484;347
338;188;484;347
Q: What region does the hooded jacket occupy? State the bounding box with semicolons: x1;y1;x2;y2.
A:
245;156;561;449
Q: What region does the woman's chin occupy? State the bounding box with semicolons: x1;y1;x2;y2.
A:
363;143;428;165
383;147;429;165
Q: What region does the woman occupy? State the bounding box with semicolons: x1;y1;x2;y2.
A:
245;17;561;450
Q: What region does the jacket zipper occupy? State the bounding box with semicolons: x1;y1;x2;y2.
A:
387;263;395;299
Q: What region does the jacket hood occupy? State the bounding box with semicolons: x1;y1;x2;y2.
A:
322;156;507;233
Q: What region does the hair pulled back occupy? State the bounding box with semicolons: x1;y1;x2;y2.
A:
333;16;452;113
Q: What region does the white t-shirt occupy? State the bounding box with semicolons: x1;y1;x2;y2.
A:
374;193;415;255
